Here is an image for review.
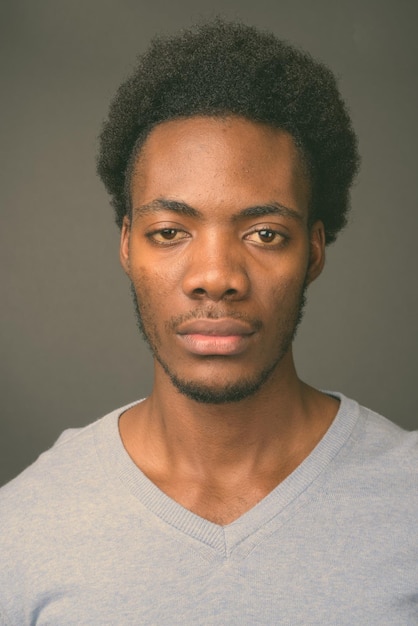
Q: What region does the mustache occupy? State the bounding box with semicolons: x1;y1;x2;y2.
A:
165;308;263;333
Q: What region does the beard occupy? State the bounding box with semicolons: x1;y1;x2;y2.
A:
130;281;307;405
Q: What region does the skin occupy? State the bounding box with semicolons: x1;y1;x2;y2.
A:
119;115;339;525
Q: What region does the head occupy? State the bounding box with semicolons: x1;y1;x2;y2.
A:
97;20;360;404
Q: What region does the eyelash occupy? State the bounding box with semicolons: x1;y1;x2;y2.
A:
145;226;289;248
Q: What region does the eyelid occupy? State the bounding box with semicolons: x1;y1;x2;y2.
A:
144;218;189;229
144;221;290;247
244;222;289;235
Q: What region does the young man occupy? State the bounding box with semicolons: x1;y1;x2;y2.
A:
1;20;417;625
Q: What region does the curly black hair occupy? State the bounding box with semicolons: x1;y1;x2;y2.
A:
97;19;359;244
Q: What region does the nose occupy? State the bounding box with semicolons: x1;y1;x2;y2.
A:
181;234;250;302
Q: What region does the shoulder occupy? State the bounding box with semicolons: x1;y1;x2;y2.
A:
1;416;101;508
329;393;418;506
332;392;417;455
0;401;141;621
0;400;139;527
354;399;418;467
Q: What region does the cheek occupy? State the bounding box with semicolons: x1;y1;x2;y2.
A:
260;274;307;333
256;262;308;304
268;277;305;311
132;264;171;297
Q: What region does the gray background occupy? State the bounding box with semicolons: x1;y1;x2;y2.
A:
1;0;417;486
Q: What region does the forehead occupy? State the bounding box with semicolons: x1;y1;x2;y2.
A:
130;115;310;217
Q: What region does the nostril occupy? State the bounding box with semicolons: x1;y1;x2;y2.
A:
193;288;206;296
225;288;238;297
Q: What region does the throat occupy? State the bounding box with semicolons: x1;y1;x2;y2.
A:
141;451;309;525
181;490;266;526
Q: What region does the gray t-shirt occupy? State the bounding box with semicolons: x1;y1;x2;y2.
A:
0;393;417;625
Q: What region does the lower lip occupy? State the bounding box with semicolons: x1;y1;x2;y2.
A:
177;334;253;355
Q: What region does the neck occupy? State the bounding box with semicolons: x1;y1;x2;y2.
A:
118;350;339;524
119;349;338;480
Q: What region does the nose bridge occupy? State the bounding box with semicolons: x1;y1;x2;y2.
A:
182;228;250;300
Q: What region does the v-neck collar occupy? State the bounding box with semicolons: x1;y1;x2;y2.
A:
94;393;361;558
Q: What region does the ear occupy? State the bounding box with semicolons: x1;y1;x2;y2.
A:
306;220;326;285
119;215;131;277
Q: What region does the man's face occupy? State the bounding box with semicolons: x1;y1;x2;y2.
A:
120;116;324;403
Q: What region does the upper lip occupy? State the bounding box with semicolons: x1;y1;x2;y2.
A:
176;318;256;336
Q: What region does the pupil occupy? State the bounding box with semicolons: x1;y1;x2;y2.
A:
260;229;273;241
163;229;176;239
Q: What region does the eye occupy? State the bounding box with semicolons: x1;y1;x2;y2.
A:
146;228;190;245
244;227;288;247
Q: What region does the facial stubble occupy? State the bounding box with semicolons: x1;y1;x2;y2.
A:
130;281;307;404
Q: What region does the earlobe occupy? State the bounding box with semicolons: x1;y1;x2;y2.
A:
307;220;326;285
119;216;131;276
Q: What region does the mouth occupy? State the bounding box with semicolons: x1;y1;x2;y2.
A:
176;318;256;356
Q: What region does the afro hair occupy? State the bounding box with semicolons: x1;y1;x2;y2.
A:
97;19;359;244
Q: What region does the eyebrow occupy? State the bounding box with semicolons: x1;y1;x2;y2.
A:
134;199;201;219
133;198;304;222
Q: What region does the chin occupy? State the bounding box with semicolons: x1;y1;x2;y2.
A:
159;357;280;405
171;379;264;404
